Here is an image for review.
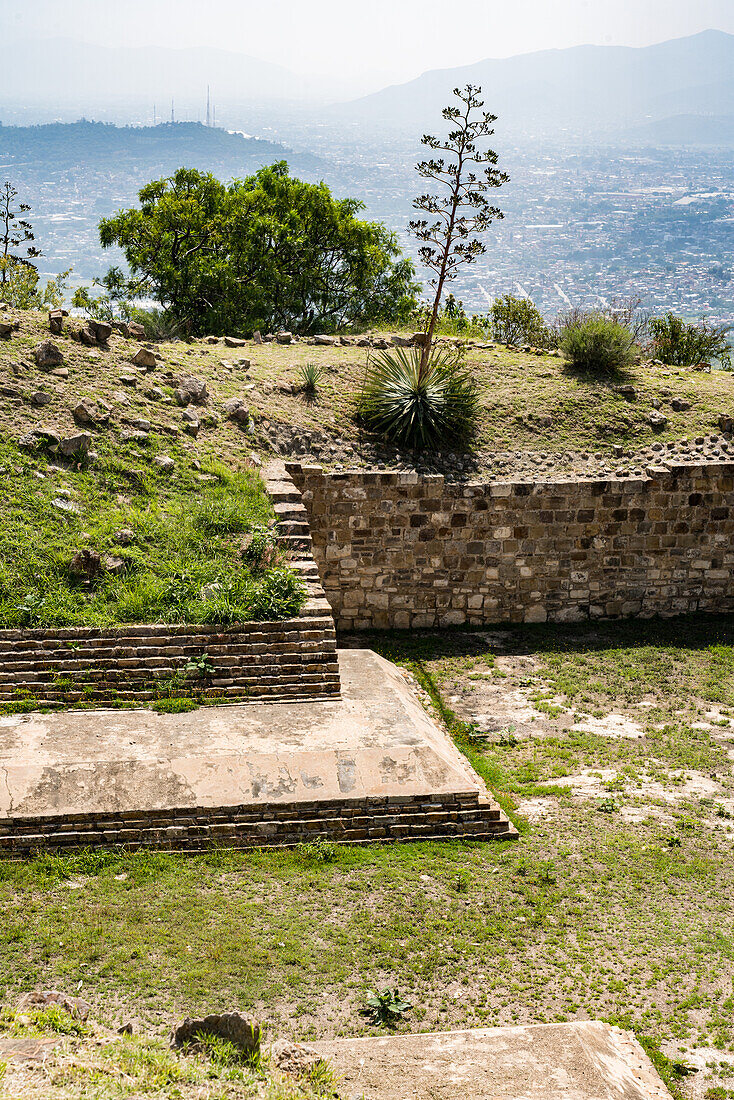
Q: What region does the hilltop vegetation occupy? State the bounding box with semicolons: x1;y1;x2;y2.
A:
1;310;733;479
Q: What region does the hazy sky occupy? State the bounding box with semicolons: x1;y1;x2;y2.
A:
3;0;734;90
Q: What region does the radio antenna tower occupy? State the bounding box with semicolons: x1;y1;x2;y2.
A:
171;99;175;124
206;85;211;127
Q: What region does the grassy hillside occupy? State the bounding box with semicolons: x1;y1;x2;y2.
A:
1;309;733;472
0;312;308;629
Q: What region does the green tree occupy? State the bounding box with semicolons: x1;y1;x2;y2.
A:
0;181;42;288
98;163;418;335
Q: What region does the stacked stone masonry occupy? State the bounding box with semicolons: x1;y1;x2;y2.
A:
0;462;340;707
0;792;517;856
287;461;734;630
0;619;340;706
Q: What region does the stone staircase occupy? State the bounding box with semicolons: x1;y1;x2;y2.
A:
0;793;517;857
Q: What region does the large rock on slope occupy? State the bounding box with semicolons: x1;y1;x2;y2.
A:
34;341;64;369
175;377;208;406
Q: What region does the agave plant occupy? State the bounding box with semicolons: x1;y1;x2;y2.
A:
358;344;479;450
298;361;323;397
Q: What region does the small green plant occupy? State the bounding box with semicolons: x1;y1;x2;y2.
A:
299;362;323;397
358;344;479;450
297;839;340;865
597;796;619;814
360;987;412;1027
185;653;216;680
560;314;636;374
648;312;732;369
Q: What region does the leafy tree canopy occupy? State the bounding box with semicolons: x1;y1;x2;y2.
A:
98;162;419;335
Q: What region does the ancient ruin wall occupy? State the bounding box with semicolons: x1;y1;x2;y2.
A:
288;461;734;630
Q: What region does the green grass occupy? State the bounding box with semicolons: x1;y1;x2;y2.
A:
1;309;733;471
0;433;305;628
3;618;734;1087
0;1005;336;1099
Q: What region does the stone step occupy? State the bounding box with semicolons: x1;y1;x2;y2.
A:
0;799;517;855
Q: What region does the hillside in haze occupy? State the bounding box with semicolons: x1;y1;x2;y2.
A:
0;37;344;116
0;122;326;282
0;120;322;172
334;30;734;140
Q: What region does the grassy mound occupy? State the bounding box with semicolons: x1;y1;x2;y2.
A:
0;433;304;628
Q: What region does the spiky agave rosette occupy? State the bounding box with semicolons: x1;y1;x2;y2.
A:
358;344;480;450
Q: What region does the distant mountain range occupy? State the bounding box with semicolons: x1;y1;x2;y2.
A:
333;30;734;142
0;30;732;147
0;36;344;111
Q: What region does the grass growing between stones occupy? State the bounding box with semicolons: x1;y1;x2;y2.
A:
3;616;734;1095
0;432;304;629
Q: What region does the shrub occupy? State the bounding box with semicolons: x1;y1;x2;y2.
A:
358;345;480;450
559;314;636;374
648;312;732;369
490;294;554;348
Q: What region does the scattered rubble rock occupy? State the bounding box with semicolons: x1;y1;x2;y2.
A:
0;318;16;339
132;346;157;369
58;432;92;459
121;321;146;339
313;334;337;346
670;398;691;412
48;308;68;334
170;1013;260;1055
30;390;52;407
647;411;669;430
224;336;248;348
74;399;108;427
223;397;250;423
69;549;103;580
102;554;125;575
87;319;113;344
152;454;175;473
19;427;61;451
252;330;263;345
114;528;135;545
34;341;64;369
275;331;292;344
175;377;207;406
16;991;91;1023
270;1038;321;1077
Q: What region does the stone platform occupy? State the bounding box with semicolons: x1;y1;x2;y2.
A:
310;1021;670;1099
0;650;516;854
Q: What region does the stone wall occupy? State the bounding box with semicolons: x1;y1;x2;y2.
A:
288;460;734;630
0;616;340;707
